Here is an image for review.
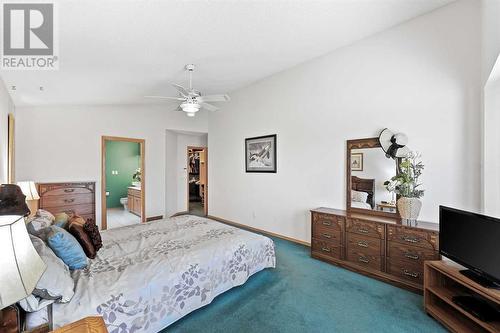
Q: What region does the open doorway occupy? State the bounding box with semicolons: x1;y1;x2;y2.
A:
187;146;207;216
101;136;145;230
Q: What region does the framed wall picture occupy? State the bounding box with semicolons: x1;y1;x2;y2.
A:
245;134;277;173
351;152;363;171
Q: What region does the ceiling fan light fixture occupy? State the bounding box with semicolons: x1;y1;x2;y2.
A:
186;112;196;117
180;102;200;115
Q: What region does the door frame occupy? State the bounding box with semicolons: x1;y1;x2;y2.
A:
186;146;208;216
101;136;146;230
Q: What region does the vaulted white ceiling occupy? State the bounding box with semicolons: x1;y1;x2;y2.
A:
1;0;454;107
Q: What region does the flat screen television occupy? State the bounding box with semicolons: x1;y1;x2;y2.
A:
440;206;500;289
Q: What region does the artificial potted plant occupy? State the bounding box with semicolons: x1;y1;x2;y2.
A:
384;151;424;223
132;167;141;187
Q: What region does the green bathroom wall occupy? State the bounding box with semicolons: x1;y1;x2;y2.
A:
105;140;140;208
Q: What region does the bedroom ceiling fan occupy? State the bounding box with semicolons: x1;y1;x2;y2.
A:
145;64;230;117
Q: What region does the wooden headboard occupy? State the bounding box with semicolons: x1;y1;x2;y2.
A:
351;176;375;209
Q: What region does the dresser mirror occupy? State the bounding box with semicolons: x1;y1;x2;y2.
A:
346;137;400;219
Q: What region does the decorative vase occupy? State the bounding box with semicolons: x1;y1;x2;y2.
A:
397;197;422;225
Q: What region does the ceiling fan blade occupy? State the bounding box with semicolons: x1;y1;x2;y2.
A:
172;83;190;97
197;94;230;103
144;95;185;101
173;106;183;112
200;102;219;112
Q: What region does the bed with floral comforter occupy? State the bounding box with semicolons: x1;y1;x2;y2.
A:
52;215;276;332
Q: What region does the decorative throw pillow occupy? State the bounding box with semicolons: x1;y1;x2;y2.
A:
68;215;86;229
54;212;70;228
18;235;75;312
26;215;53;236
36;209;55;222
47;226;88;270
83;220;102;252
352;190;369;203
69;223;96;259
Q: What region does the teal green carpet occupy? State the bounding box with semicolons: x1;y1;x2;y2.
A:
164;238;446;333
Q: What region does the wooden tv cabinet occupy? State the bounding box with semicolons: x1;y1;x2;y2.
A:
424;260;500;333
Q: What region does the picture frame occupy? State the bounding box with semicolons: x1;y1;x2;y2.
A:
351;152;363;171
245;134;277;173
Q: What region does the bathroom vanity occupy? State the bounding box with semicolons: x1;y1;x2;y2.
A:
127;186;142;216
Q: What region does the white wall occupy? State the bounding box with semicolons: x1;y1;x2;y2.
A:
484;59;500;217
0;79;14;184
481;0;500;217
15;105;208;228
165;130;207;217
208;0;482;243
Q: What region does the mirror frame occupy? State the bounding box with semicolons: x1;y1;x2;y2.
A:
346;137;400;219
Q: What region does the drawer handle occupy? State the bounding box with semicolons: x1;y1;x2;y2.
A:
402;235;419;243
358;256;370;263
403;269;419;278
321;221;332;226
321;247;331;253
357;241;369;248
404;253;420;260
358;228;369;234
64;198;75;203
64;189;75;193
321;233;332;239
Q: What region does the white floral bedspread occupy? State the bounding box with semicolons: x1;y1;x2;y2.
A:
52;215;276;332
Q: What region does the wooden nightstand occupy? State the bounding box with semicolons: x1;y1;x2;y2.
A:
52;317;107;333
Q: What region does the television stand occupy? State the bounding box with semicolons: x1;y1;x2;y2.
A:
460;269;500;290
424;261;500;332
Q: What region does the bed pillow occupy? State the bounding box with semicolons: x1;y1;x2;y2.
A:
47;226;88;270
83;220;102;252
18;235;75;312
69;223;96;259
352;190;369;203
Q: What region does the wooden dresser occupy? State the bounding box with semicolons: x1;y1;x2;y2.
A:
127;186;141;216
38;182;96;224
311;207;439;293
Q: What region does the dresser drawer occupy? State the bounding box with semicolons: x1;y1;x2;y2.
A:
347;248;383;271
387;225;438;251
312;213;344;231
43;204;94;216
346;218;385;239
312;224;342;244
311;239;342;260
386;259;423;284
347;232;382;256
41;193;94;208
387;241;438;266
38;185;94;196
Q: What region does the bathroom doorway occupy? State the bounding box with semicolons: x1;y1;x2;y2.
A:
187;146;207;216
101;136;145;230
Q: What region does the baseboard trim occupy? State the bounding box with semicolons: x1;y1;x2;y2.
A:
146;215;163;222
170;211;189;217
207;215;311;247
